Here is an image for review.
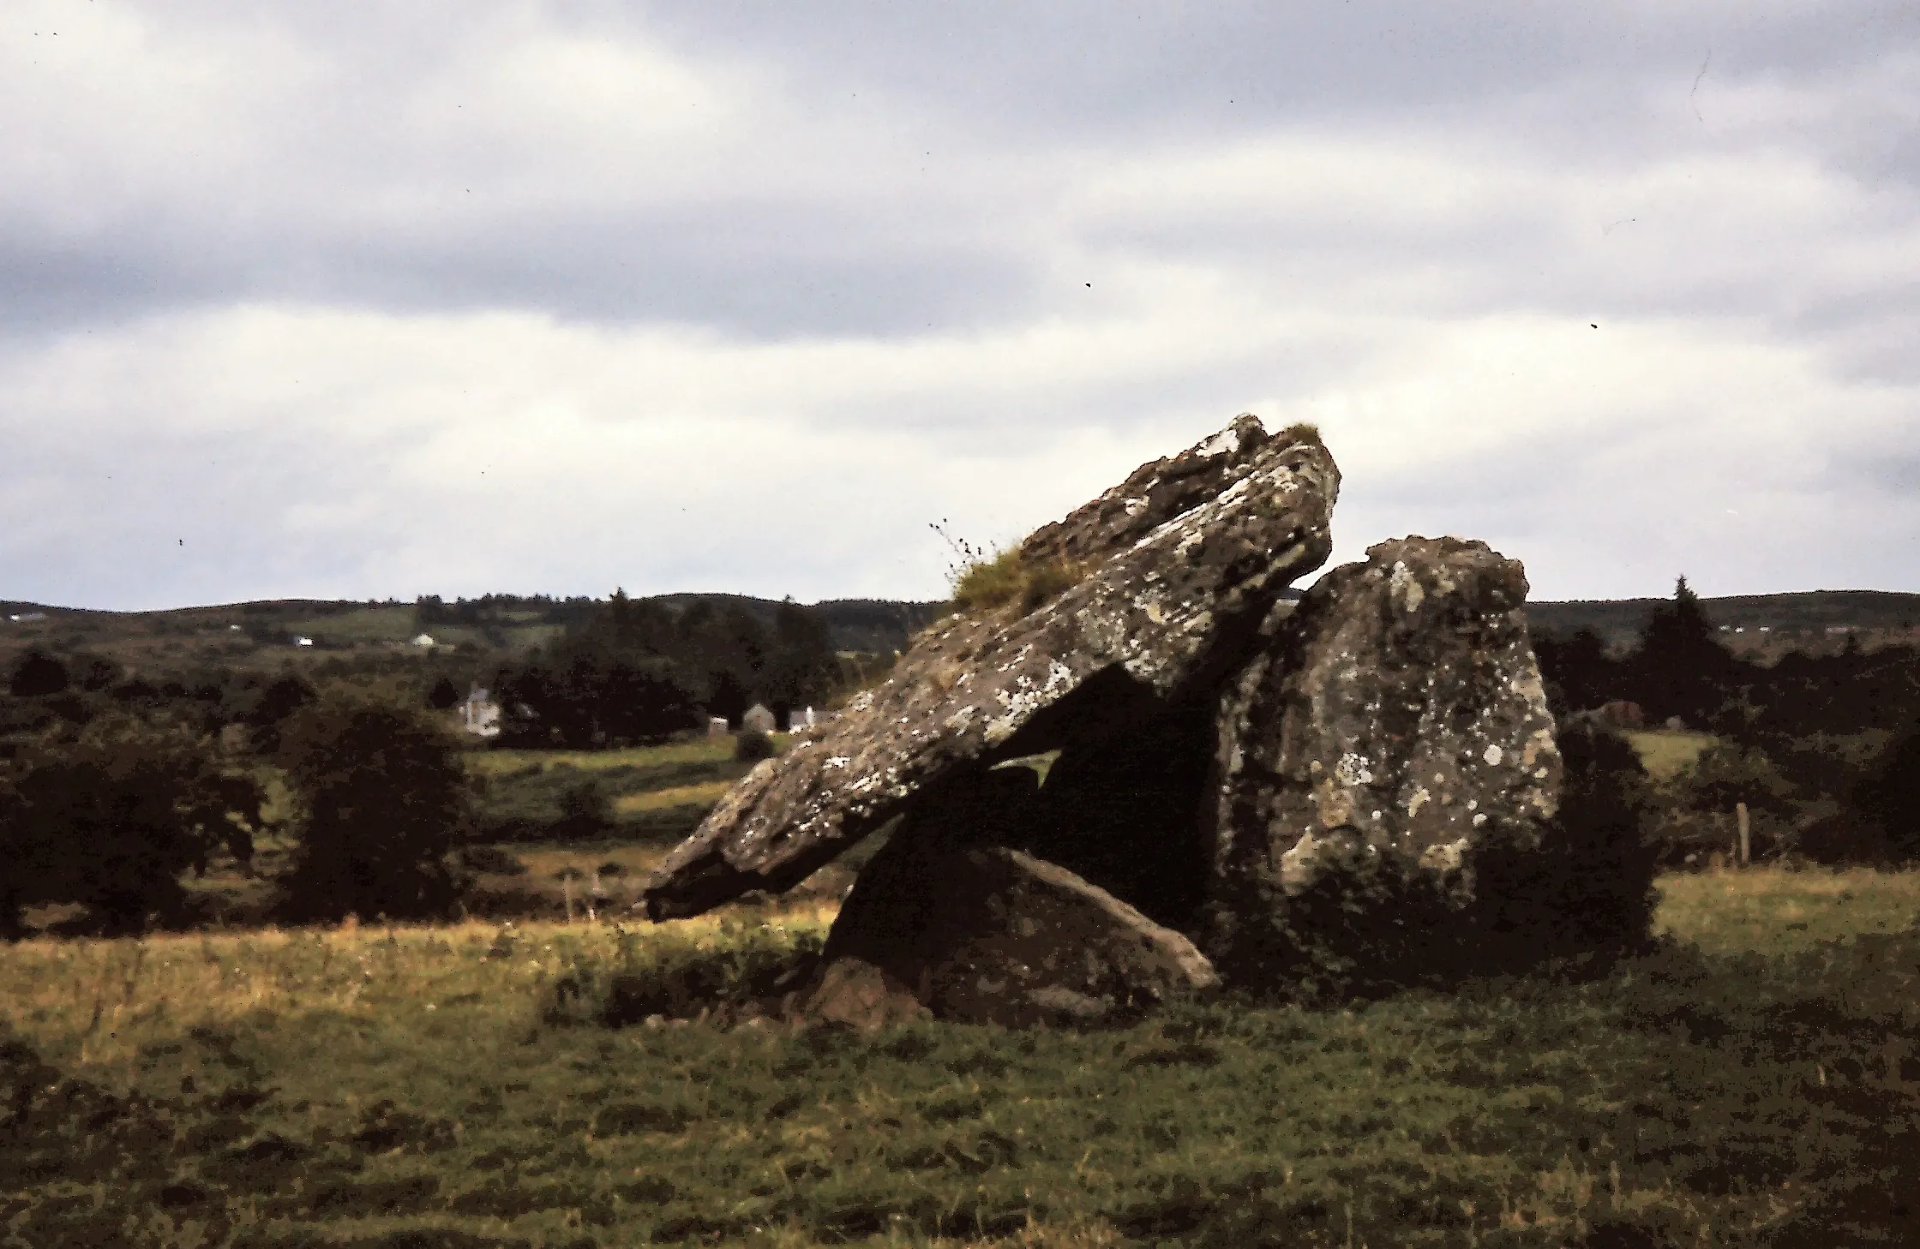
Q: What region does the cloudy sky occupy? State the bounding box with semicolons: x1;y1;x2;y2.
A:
4;2;1918;611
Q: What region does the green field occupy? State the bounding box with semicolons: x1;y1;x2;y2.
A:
6;866;1920;1247
1621;730;1718;782
467;740;766;849
274;607;565;653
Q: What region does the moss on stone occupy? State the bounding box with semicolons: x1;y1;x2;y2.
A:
952;548;1081;616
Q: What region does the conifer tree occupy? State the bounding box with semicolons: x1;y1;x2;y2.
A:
1631;575;1740;724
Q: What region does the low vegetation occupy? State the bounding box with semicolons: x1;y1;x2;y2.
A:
1620;730;1717;782
470;741;757;845
949;549;1081;617
4;577;1920;1242
2;867;1917;1246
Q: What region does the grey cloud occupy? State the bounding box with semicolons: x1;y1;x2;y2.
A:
4;2;1913;342
4;2;1919;608
645;0;1916;138
0;242;230;336
0;198;1039;340
1325;413;1920;601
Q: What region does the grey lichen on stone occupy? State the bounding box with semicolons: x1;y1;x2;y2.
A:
636;413;1340;922
1203;534;1563;975
817;839;1220;1028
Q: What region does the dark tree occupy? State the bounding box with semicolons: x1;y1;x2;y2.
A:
425;675;462;710
68;653;121;693
704;668;752;729
1532;627;1619;716
734;728;776;762
556;777;613;836
234;673;319;753
275;696;473;923
414;594;447;631
0;716;264;938
761;600;840;720
488;590;844;748
8;650;70;698
1468;722;1661;969
1845;718;1920;862
492;651;703;748
1629;575;1742;723
588;656;706;744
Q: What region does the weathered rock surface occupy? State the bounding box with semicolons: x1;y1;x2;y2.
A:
799;958;931;1032
816;828;1220;1028
639;415;1340;921
1202;535;1562;973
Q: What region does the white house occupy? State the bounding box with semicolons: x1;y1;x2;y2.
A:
411;633;436;648
460;685;501;738
293;636;314;647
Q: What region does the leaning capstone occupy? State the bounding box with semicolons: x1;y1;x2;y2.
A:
1203;535;1562;978
638;415;1340;920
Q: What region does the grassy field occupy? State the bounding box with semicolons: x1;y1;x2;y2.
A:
5;865;1920;1247
466;740;769;849
1621;730;1718;782
467;741;762;780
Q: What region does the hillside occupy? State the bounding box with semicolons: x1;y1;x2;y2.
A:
6;588;1918;674
0;592;951;674
1525;590;1920;653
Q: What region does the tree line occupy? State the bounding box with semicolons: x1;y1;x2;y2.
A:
486;591;841;748
0;592;853;937
1533;576;1920;864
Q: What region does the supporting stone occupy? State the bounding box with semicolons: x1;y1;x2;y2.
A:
814;836;1220;1029
1202;535;1563;983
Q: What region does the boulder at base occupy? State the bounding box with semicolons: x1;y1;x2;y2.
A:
639;415;1340;921
1202;535;1562;980
812;834;1220;1028
800;958;931;1032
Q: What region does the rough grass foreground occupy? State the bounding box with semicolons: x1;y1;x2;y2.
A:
4;871;1920;1248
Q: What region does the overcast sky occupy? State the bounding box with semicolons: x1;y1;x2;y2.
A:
4;2;1918;611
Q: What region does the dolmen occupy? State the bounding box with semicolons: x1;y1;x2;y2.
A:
637;416;1565;1028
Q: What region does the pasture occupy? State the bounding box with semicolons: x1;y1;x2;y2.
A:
1619;730;1718;782
5;865;1920;1247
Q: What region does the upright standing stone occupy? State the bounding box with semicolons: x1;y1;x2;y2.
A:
1202;535;1562;981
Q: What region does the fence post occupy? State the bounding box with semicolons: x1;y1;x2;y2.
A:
1736;801;1751;866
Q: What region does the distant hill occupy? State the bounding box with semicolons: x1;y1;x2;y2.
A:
0;592;952;667
649;594;948;654
1525;591;1920;650
5;588;1917;671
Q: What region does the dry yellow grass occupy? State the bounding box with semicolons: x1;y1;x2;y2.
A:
613;780;733;812
511;842;672;881
23;864;1906;1075
465;738;739;776
1654;862;1920;956
2;901;841;1073
1622;728;1718;780
9;866;1920;1244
